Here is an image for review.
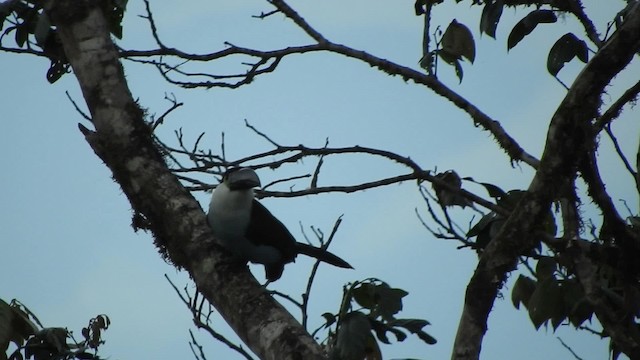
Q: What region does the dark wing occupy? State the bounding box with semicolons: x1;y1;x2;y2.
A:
246;199;298;264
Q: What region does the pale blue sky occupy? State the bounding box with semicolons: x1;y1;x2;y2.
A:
1;0;638;359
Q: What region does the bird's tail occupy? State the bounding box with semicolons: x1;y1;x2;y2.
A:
295;243;353;269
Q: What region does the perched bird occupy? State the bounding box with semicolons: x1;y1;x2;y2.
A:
207;167;352;281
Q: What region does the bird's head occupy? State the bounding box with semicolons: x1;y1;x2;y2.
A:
223;167;261;191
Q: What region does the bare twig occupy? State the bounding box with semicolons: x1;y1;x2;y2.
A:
164;275;255;360
65;91;92;121
556;337;585;360
301;216;343;329
120;2;540;168
594;79;640;131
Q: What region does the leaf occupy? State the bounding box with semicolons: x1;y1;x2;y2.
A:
333;311;372;360
508;10;557;50
462;177;506;198
453;59;464;83
467;212;498;238
75;352;97;360
562;280;593;327
370;320;407;344
353;283;377;310
96;315;110;329
14;24;28;47
535;256;556;280
481;183;506;198
441;19;476;64
321;313;336;327
511;274;536;309
433;170;472;208
480;0;503;39
46;59;68;84
416;330;438;345
0;300;13;352
496;189;526;210
547;33;589;77
34;12;50;47
105;0;128;39
527;278;565;330
377;285;408;320
390;318;437;345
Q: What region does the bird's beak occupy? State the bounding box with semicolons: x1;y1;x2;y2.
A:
227;168;261;190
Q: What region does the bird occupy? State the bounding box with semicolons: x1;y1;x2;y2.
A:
207;167;352;281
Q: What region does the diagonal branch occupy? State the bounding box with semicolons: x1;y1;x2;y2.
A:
451;3;640;359
121;0;540;168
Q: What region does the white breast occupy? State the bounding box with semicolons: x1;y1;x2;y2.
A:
208;183;254;243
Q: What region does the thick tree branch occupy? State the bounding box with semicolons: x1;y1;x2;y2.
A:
47;1;326;359
451;3;640;359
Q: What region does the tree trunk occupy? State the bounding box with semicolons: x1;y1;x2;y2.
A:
47;1;326;359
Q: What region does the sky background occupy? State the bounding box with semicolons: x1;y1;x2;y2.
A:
1;0;639;359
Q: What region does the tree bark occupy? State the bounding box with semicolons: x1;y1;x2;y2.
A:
451;3;640;359
47;1;325;359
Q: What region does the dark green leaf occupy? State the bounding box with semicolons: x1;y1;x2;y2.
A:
96;315;110;329
47;60;68;84
321;312;336;327
535;256;556;280
334;311;371;360
480;0;503;38
75;352;97;360
511;274;536;309
441;19;476;64
467;212;498;238
390;318;437;345
15;24;27;47
388;326;407;342
105;0;128;39
507;10;557;50
453;59;464;83
34;12;50;47
0;299;13;351
496;189;526;210
377;285;408;320
352;283;376;310
561;280;593;327
568;298;593;327
43;328;69;353
462;177;506;198
370;320;392;344
547;33;589;77
527;278;565;330
391;318;430;330
480;183;506;198
416;330;438;345
433;170;472;208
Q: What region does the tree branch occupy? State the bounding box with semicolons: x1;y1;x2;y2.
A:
120;0;540;168
451;3;640;359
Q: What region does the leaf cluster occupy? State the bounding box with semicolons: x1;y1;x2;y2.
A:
418;0;594;82
318;279;436;360
0;299;110;360
0;0;128;83
511;260;595;331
